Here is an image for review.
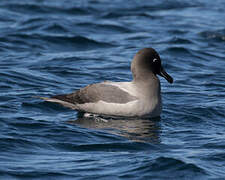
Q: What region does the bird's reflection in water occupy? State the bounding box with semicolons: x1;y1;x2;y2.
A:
68;112;161;143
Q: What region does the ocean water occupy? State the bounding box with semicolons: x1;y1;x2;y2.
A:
0;0;225;179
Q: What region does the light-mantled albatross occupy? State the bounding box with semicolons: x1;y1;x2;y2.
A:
41;48;173;118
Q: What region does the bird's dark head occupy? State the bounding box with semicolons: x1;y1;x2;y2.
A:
131;48;173;84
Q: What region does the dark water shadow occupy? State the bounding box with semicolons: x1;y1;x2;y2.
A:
68;112;161;143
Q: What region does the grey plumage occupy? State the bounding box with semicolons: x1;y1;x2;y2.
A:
40;47;173;117
52;83;137;105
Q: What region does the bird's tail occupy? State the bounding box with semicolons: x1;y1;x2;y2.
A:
34;96;78;110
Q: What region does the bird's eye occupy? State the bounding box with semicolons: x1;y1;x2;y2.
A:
153;58;158;63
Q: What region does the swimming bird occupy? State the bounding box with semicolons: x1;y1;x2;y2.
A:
41;48;173;118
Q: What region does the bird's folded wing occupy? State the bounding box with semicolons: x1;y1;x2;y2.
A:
42;83;138;109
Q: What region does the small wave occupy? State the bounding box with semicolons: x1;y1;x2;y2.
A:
188;106;221;119
6;34;114;51
138;1;199;11
3;3;89;16
0;169;72;179
169;37;193;44
168;30;188;35
0;136;46;152
153;157;205;173
121;157;207;179
51;141;152;152
77;22;132;33
3;3;51;15
65;7;95;15
0;34;43;52
42;23;69;33
126;33;150;40
21;17;44;26
42;35;114;49
101;11;157;19
101;1;199;19
164;47;192;57
0;70;62;91
199;29;225;42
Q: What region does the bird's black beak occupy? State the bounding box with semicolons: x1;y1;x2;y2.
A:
159;67;173;84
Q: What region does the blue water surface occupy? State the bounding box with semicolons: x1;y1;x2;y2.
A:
0;0;225;179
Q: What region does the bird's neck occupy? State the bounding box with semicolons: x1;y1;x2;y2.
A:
132;70;157;84
132;72;161;96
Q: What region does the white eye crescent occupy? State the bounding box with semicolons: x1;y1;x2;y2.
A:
153;58;158;62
